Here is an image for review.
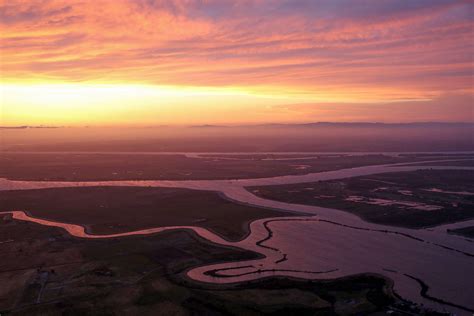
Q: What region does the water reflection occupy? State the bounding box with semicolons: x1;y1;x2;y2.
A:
1;161;473;314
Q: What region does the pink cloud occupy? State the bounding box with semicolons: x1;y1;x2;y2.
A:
1;0;472;100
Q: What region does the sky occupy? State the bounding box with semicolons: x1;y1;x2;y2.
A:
0;0;473;126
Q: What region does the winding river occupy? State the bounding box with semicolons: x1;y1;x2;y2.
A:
1;160;473;315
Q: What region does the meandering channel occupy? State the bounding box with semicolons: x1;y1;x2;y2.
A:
1;160;473;315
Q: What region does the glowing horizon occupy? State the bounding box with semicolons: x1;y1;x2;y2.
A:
1;0;473;126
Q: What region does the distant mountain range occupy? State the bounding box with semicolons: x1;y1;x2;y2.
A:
1;122;472;129
0;125;62;129
191;122;474;128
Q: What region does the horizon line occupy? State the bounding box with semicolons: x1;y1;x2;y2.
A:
1;121;474;129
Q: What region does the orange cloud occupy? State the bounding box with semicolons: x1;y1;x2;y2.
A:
1;0;473;125
273;93;473;123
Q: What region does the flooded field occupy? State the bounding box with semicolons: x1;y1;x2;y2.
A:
250;168;474;228
344;195;444;211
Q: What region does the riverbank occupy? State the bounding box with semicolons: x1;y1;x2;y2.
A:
1;159;473;314
0;215;445;316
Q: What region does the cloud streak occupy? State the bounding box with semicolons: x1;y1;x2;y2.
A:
1;0;472;124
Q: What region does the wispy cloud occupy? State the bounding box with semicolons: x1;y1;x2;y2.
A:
1;0;472;124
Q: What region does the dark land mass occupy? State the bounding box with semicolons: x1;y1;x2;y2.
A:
398;153;474;157
0;153;465;181
447;226;474;238
0;187;298;241
411;159;474;167
191;122;474;128
0;126;61;129
0;218;443;315
3;123;473;152
249;170;474;228
198;153;326;159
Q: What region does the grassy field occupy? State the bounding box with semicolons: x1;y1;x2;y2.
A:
0;218;436;315
0;153;455;181
249;170;474;228
0;187;298;241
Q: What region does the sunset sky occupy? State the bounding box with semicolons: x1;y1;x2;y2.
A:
1;0;473;126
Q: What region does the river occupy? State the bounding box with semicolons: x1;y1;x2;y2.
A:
1;160;473;314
